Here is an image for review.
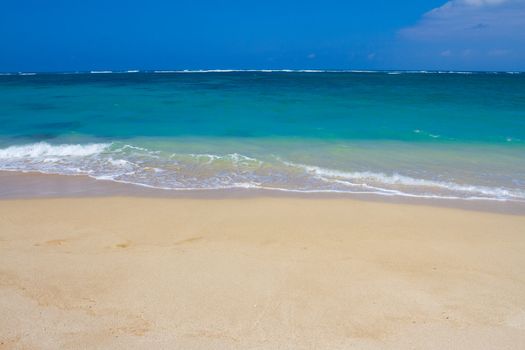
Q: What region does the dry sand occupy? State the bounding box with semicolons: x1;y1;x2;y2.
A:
1;197;525;349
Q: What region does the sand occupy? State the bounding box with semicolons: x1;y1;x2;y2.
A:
1;197;525;349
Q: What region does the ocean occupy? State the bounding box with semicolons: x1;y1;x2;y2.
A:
0;70;524;201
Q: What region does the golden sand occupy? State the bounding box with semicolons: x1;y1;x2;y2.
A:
1;197;525;349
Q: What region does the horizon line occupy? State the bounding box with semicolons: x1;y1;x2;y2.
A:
1;69;524;75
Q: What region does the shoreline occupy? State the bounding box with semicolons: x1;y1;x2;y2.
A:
1;196;525;349
1;170;525;215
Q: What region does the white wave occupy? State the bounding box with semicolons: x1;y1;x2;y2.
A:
296;70;326;73
0;142;109;158
153;70;235;74
1;142;523;202
348;70;380;73
151;69;351;74
114;144;153;153
107;158;135;167
6;70;517;76
180;69;237;73
385;70;480;75
42;173;523;202
285;162;525;200
171;152;263;167
413;129;441;138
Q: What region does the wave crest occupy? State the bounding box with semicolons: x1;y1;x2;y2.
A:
0;142;109;158
0;142;523;202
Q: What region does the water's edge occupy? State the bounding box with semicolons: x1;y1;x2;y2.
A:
1;142;523;202
2;170;524;215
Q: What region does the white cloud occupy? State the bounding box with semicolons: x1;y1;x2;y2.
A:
454;0;508;6
399;0;525;41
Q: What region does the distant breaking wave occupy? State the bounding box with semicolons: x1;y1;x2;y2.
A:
150;69;522;74
153;69;326;73
1;70;522;76
0;142;524;201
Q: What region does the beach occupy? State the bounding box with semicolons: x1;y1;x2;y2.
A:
3;0;525;348
1;195;525;349
1;71;524;349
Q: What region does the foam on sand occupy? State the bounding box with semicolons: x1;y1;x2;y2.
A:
1;142;524;202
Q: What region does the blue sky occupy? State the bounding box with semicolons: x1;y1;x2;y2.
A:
1;0;524;72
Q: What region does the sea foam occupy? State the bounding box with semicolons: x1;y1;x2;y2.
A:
0;142;109;158
0;142;524;202
288;162;525;200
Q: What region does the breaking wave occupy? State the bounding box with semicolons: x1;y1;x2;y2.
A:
0;142;524;201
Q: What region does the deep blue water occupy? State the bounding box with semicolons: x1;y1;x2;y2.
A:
0;71;524;200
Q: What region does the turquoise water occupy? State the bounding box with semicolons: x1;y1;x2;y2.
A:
0;71;524;200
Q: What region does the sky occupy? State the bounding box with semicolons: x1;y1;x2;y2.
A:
1;0;524;72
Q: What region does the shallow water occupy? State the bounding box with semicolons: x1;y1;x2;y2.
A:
1;71;524;201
